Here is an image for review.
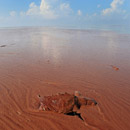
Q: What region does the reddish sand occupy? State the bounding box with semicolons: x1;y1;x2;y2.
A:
0;27;130;130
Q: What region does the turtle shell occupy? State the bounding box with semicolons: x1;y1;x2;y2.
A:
39;93;80;114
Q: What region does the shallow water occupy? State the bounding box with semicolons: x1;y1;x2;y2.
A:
0;27;130;130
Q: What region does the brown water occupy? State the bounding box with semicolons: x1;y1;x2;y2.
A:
0;27;130;130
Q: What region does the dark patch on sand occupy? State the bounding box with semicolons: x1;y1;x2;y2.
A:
110;65;119;71
0;45;7;47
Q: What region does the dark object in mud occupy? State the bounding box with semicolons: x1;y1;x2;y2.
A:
0;45;7;47
38;91;97;114
110;65;119;71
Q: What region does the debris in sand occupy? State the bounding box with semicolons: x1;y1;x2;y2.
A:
17;111;22;115
110;65;119;71
0;45;7;47
38;91;97;114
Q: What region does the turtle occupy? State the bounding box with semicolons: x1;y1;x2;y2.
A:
38;91;97;114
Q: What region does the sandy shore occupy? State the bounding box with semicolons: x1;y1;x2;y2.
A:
0;27;130;130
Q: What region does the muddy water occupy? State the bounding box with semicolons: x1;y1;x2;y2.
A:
0;27;130;130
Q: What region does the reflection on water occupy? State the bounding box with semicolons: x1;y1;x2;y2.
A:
29;28;130;67
101;32;119;56
40;34;61;65
107;35;118;53
0;27;130;69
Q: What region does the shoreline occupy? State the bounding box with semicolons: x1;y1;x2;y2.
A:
0;25;130;34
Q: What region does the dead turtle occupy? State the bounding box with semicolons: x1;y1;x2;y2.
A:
38;91;97;114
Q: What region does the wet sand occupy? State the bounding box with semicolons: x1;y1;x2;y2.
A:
0;27;130;130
